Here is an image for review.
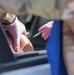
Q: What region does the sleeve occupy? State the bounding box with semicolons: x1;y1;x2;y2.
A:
46;20;67;75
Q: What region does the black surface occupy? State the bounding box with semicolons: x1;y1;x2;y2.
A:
0;55;48;73
0;25;16;64
15;50;46;59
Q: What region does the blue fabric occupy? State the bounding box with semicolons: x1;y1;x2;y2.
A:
46;20;67;75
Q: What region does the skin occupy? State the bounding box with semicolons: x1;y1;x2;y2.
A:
6;31;34;54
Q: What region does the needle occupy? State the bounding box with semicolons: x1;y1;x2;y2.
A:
33;32;42;38
29;32;42;40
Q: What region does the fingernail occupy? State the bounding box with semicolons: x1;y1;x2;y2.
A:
14;47;19;52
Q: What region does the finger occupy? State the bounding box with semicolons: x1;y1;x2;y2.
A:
22;31;26;36
42;27;51;35
42;32;49;40
38;25;45;32
43;32;50;40
43;27;50;33
22;26;27;35
13;37;20;52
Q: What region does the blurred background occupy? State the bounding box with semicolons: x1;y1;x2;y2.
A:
0;0;66;19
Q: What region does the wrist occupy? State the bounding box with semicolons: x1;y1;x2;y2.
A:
0;13;16;26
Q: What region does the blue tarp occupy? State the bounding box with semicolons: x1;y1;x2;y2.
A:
46;20;67;75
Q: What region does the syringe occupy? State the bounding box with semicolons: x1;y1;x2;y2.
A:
33;32;42;38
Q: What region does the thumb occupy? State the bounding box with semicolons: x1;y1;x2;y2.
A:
13;37;20;52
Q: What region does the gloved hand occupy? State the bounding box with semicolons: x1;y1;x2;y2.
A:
38;21;54;40
3;17;27;52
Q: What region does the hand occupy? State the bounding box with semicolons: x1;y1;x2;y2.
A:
3;17;26;52
38;21;54;40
